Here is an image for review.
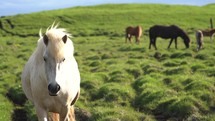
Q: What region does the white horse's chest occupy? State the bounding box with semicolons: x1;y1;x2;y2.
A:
34;86;73;112
30;68;78;110
43;95;68;112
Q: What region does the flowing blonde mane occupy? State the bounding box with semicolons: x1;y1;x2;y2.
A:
39;23;72;39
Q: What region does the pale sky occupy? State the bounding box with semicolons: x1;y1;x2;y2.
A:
0;0;214;16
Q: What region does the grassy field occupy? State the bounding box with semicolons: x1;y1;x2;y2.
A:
1;3;215;121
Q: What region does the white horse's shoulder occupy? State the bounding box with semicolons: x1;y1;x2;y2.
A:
21;40;45;102
21;57;34;102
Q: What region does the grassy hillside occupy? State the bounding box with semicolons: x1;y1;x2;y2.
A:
1;3;215;121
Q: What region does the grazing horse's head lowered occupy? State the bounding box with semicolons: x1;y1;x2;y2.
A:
21;23;80;121
180;30;190;48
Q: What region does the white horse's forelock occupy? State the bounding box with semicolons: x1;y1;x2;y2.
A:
38;22;72;40
45;23;74;60
39;29;43;38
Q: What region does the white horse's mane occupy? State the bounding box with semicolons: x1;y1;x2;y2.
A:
39;22;72;39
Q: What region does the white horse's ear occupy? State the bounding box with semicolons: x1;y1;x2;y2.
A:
39;29;43;38
43;35;48;45
62;35;67;44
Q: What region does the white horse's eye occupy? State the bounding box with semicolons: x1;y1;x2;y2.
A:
62;58;65;62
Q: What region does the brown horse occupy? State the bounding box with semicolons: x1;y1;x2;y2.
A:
196;30;203;51
125;26;142;44
201;29;215;42
149;25;190;50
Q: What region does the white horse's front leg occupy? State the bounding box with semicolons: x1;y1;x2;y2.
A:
35;105;49;121
60;106;70;121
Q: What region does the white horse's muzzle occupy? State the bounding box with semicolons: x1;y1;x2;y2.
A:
48;83;60;96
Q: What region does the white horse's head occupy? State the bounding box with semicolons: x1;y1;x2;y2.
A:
42;25;74;96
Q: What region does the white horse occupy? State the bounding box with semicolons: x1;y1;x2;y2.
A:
21;24;80;121
196;30;203;51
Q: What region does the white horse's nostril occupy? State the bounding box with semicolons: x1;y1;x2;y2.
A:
56;84;60;91
48;83;60;96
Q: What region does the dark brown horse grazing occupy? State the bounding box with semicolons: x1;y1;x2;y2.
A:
196;30;203;51
125;26;142;44
149;25;190;50
201;29;215;42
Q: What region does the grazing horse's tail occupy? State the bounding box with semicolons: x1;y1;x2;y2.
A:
196;30;203;51
137;26;142;37
136;26;142;43
125;27;130;43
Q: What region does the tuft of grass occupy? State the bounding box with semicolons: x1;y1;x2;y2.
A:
155;95;200;120
142;64;164;74
164;66;190;75
6;85;27;106
126;68;142;79
0;94;13;121
93;83;135;105
195;54;209;60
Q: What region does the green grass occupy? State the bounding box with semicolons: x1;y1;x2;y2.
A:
1;3;215;121
0;94;13;121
